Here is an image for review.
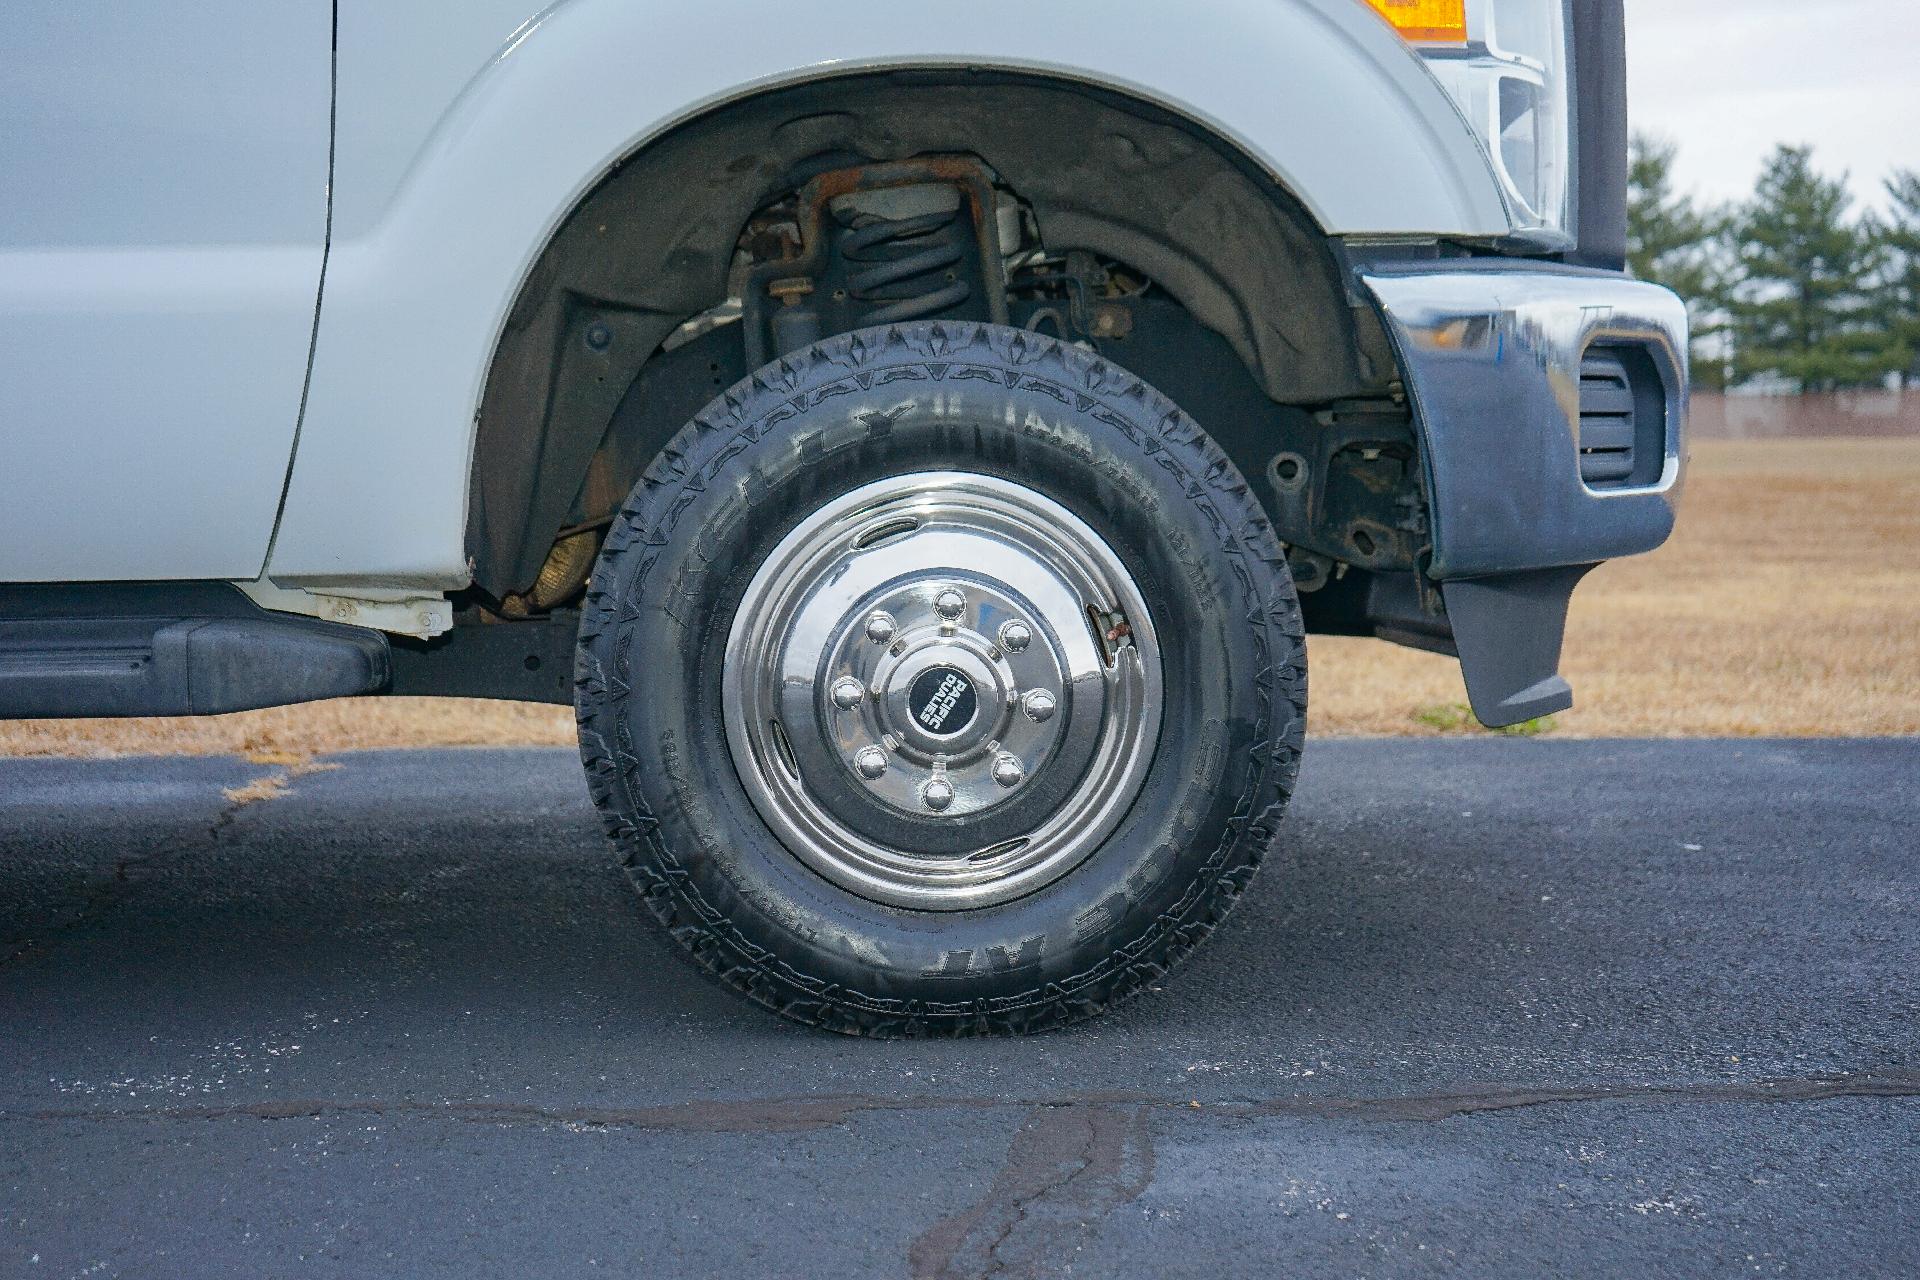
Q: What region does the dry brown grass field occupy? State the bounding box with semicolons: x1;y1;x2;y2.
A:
3;437;1916;759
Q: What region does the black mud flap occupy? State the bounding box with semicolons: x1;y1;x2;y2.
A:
1441;566;1595;729
386;610;578;705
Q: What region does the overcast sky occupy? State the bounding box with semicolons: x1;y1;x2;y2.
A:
1626;0;1920;214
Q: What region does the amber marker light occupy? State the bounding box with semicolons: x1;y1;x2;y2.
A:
1363;0;1470;45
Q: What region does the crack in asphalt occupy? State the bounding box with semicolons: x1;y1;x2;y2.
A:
908;1104;1156;1280
14;1076;1910;1280
6;1071;1915;1132
0;761;331;970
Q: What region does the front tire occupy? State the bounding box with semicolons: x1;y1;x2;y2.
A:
576;322;1305;1036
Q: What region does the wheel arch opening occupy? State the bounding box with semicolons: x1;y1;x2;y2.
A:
466;69;1408;610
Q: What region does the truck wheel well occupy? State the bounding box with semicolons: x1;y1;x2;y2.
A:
468;70;1401;600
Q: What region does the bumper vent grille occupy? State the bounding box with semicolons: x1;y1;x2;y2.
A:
1578;346;1666;489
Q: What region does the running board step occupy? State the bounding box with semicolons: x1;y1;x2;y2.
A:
0;583;389;718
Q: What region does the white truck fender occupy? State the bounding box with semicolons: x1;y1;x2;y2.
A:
268;0;1512;586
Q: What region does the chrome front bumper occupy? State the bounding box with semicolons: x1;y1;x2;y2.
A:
1361;264;1689;582
1356;263;1690;726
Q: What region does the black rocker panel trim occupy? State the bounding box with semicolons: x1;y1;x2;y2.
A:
0;582;389;719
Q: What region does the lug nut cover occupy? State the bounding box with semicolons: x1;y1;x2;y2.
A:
934;588;966;620
864;612;897;644
922;776;956;811
830;677;865;710
991;754;1026;788
853;747;888;780
999;620;1032;652
1022;689;1058;723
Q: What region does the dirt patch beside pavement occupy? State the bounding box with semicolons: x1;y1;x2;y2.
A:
0;697;577;761
3;438;1916;757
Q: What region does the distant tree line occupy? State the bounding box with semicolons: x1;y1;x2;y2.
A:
1628;138;1920;392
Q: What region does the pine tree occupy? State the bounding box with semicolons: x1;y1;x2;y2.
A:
1726;146;1897;392
1880;169;1920;387
1627;134;1730;388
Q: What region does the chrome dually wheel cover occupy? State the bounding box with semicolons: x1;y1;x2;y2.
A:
722;472;1162;910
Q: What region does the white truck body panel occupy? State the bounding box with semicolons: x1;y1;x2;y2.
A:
0;3;330;582
266;0;1515;586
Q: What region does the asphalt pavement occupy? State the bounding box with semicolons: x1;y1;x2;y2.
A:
2;739;1916;1278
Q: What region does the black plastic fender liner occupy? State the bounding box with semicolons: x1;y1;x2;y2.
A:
0;583;389;719
1441;566;1596;729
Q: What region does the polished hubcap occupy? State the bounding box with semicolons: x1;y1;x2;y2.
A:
722;472;1162;910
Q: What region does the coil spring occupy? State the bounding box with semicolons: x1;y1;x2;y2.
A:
839;207;972;324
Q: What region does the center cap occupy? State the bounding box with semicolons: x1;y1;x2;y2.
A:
907;665;978;737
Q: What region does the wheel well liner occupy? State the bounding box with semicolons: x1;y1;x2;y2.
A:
469;72;1391;595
